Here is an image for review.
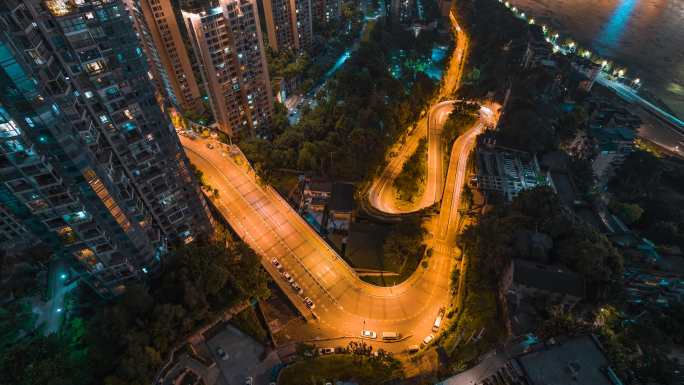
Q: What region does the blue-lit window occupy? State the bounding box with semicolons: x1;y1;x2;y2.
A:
51;104;60;115
121;121;136;131
0;43;37;95
24;117;35;128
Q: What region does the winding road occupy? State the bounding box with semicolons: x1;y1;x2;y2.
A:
367;11;470;214
181;11;493;355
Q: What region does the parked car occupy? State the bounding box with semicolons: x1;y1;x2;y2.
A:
361;330;377;339
291;281;303;295
381;331;400;341
282;271;294;283
318;347;335;355
433;307;445;332
304;297;315;309
408;344;420;354
271;257;282;270
422;334;434;347
216;347;229;360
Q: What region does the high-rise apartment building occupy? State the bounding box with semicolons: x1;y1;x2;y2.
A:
390;0;413;23
312;0;340;24
125;0;204;116
182;0;273;137
263;0;313;52
0;0;212;297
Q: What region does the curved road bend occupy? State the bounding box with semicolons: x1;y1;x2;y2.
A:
367;11;469;214
367;101;455;214
181;109;486;354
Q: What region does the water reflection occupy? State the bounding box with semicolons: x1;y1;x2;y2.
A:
596;0;639;51
509;0;684;119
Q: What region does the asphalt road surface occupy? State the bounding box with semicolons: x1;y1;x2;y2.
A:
180;11;487;355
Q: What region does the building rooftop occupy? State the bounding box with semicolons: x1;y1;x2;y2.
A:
513;259;586;298
329;183;354;212
517;335;620;385
306;180;332;194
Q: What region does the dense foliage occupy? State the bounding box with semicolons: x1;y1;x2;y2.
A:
241;19;441;180
610;150;684;249
0;237;269;385
280;342;402;385
460;187;623;298
454;0;527;98
442;101;479;148
381;217;426;281
394;138;427;202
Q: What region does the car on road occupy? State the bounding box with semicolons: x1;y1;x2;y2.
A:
271;257;282;270
215;347;229;360
291;281;303;295
381;331;400;341
422;334;434;347
318;347;335;355
281;271;294;283
304;297;315;309
433;307;445;332
408;344;420;354
361;330;377;339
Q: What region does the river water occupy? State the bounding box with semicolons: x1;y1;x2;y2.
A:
508;0;684;119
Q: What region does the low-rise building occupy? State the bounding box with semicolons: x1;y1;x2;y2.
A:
516;335;622;385
304;180;332;212
438;335;623;385
475;140;550;201
502;259;586;309
327;182;355;233
522;25;552;69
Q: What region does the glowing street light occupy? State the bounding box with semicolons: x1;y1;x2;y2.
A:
529;18;535;24
60;273;67;280
633;78;640;84
617;69;625;78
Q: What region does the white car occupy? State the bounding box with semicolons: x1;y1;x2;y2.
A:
282;271;294;283
361;330;377;339
318;347;335;355
422;334;434;347
291;281;304;295
271;257;282;270
304;297;315;309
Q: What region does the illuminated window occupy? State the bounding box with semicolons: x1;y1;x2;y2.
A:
83;169;131;232
84;60;105;74
0;119;21;138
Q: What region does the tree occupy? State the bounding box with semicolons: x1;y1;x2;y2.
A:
609;150;664;200
609;201;644;225
382;218;426;274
